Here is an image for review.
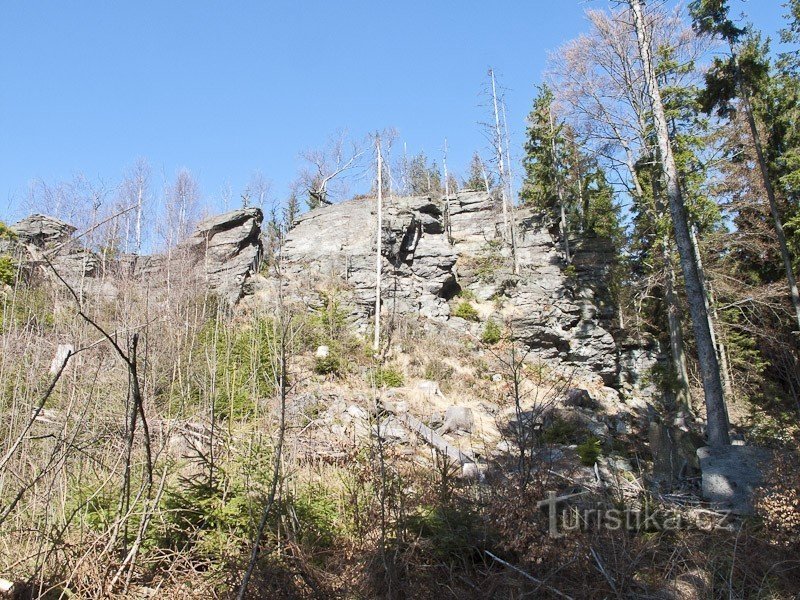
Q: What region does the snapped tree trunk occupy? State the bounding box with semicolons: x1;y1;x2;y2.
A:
630;0;729;446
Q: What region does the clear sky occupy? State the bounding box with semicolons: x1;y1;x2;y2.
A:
0;0;789;222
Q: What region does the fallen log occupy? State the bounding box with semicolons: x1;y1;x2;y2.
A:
383;405;475;466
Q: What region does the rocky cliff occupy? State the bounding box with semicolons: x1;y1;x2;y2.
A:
5;196;651;388
272;191;623;384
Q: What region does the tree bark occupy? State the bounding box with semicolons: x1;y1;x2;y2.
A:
630;0;729;446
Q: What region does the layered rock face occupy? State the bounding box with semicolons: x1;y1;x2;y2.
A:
279;191;619;382
282;196;457;319
183;208;263;303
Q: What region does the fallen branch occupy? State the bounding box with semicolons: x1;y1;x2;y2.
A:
386;407;475;465
484;550;575;600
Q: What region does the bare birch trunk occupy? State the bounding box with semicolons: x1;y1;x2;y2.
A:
374;136;383;352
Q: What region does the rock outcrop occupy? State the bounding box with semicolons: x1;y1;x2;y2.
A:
6;208;263;304
278;191;619;382
281;196;457;319
183;208;263;304
11;214;76;248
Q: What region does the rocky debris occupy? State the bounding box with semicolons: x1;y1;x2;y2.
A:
373;416;408;441
184;208;263;304
439;405;475;434
697;445;772;514
11;214;75;248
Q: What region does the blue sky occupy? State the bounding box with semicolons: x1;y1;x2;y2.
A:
0;1;789;222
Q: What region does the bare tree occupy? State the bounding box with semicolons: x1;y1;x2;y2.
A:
374;134;384;352
118;158;150;254
299;130;364;208
241;171;272;210
163;168;200;248
485;68;519;273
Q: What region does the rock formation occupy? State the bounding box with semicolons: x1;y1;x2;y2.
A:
5;209;264;304
276;191;621;383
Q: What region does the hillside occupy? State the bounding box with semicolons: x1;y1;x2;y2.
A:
1;190;798;599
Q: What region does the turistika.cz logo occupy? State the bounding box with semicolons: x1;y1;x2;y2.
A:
536;490;729;537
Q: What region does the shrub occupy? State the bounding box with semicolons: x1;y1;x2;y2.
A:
423;358;454;383
314;351;343;376
303;291;349;350
0;221;16;240
369;365;404;388
405;504;486;562
542;416;583;445
576;436;602;466
185;316;277;420
481;320;502;345
456;288;477;301
452;301;479;321
0;255;16;286
289;485;341;549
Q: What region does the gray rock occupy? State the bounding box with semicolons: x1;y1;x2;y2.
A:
12;214;76;248
416;380;443;397
564;388;597;410
49;344;74;374
439;406;474;434
697;445;772;514
184;208;263;304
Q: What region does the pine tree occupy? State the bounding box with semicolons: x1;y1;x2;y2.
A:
463;152;494;191
521;85;561;210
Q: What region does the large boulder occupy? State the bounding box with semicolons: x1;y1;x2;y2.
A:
697;445;772;514
184;208;263;304
11;214;76;248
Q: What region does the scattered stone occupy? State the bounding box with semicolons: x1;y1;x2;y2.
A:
346;405;368;421
315;345;330;358
416;380;443;397
439;406;474;434
373;416;407;441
